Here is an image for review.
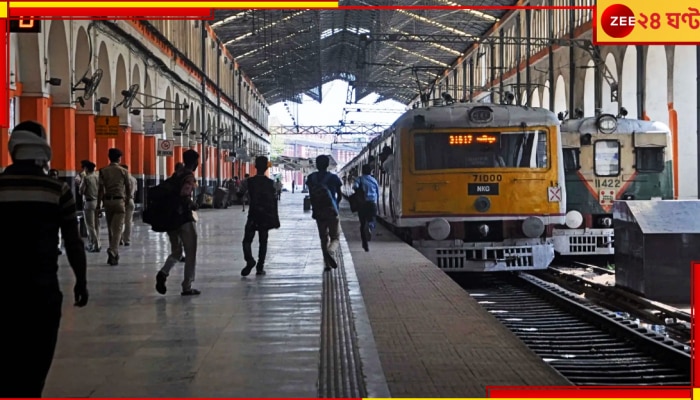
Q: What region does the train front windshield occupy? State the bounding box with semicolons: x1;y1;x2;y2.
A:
413;130;549;171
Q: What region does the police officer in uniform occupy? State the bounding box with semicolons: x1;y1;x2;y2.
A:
97;148;132;266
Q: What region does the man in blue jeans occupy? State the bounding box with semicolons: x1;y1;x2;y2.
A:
352;164;380;252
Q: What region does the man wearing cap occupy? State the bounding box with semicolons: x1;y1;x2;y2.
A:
97;148;132;266
79;161;100;252
0;120;89;397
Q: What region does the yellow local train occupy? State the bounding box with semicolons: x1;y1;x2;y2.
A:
340;101;566;272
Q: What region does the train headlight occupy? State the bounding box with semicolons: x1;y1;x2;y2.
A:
474;196;491;212
522;217;545;238
478;224;490;237
596;114;617;134
599;217;613;228
427;218;451;240
565;210;584;229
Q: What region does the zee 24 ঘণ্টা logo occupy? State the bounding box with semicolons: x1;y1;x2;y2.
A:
600;3;700;39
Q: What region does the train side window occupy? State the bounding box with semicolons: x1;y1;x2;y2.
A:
635;147;665;173
594;140;620;177
563;149;580;172
535;132;548;168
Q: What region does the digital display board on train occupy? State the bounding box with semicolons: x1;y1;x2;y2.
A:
448;134;498;145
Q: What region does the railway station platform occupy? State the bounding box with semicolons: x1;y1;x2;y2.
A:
47;191;570;397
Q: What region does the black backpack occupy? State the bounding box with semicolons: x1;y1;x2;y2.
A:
309;172;338;220
248;176;281;230
142;176;182;232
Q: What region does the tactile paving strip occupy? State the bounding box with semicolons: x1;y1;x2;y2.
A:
318;248;367;398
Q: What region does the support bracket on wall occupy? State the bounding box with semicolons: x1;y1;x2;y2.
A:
116;84;191;111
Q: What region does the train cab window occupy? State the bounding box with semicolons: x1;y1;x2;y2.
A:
594;140;620;177
413;130;549;170
635;147;665;173
563;149;581;172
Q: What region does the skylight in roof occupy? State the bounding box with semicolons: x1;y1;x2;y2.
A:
320;26;370;39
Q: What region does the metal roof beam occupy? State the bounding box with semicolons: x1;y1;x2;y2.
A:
271;124;390;135
395;9;474;37
434;0;498;22
387;27;462;56
235;28;316;60
384;43;450;68
223;10;308;45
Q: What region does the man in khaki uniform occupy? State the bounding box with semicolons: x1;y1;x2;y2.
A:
79;161;100;252
97;148;132;266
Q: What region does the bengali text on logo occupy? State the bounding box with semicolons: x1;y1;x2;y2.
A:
595;0;700;44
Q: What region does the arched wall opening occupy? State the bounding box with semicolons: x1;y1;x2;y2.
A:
644;46;669;126
542;80;551;111
672;46;698;199
602;53;619;115
531;88;541;108
554;75;567;115
113;54;130;167
46;20;75;173
583;59;595;117
73;26;96;166
621;45;638;119
95;42;113;166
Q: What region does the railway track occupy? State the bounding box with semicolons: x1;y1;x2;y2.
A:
541;263;691;344
453;272;691;386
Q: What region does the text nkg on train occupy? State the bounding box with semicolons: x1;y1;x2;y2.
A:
341;103;566;272
552;112;673;257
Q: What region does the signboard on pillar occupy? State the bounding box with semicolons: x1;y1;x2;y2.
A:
157;139;174;157
144;120;165;135
95;116;120;138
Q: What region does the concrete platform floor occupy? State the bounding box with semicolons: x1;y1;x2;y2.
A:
47;191;367;398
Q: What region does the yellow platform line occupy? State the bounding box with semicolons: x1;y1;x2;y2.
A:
10;1;338;8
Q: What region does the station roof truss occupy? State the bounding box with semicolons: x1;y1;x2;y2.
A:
211;1;517;106
270;123;391;135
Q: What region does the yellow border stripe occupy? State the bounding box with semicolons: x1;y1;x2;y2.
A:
0;2;7;17
10;1;338;7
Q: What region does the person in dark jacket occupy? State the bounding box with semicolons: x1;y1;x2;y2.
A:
0;120;89;397
241;156;280;276
155;150;201;296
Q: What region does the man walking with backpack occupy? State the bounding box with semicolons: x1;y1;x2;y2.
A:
305;155;343;271
154;149;201;296
240;156;280;277
352;164;379;252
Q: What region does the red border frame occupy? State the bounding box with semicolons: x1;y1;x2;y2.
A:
2;5;698;398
